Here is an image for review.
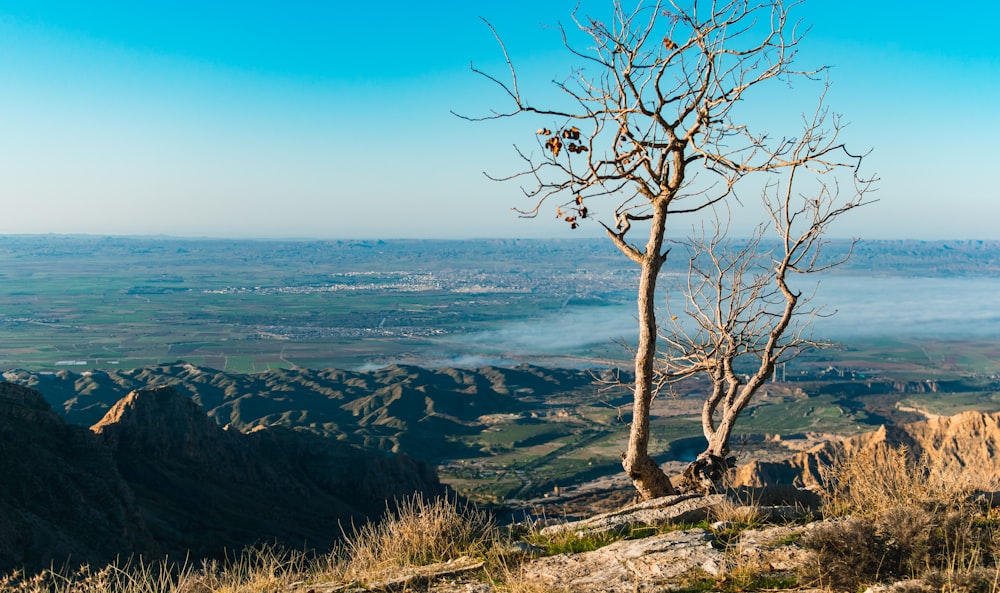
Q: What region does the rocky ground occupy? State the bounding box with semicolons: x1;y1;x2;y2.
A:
296;490;822;593
295;410;1000;593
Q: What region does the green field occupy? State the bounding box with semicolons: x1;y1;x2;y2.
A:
0;237;615;371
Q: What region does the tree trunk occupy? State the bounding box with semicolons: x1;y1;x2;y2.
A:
621;200;677;500
680;415;734;494
689;373;776;493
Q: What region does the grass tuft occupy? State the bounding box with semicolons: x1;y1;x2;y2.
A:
334;493;495;583
671;565;798;593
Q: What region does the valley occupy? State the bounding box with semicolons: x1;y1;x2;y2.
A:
0;236;638;370
2;236;998;372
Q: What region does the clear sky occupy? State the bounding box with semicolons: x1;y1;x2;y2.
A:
0;1;997;240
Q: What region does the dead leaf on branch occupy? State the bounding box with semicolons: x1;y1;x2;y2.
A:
545;136;563;157
536;127;588;157
562;127;581;140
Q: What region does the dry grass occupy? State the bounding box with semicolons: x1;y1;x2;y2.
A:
332;493;496;584
486;560;570;593
0;495;498;593
0;545;307;593
711;493;765;528
801;445;1000;593
823;445;981;520
186;545;309;593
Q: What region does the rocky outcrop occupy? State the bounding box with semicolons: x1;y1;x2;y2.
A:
90;385;447;560
538;493;725;538
0;383;155;574
897;410;1000;478
523;528;724;593
537;487;819;542
733;410;1000;489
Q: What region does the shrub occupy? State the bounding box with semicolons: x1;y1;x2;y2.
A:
803;445;1000;591
799;516;896;591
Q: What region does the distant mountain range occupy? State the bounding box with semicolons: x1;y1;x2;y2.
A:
0;381;444;574
3;362;608;461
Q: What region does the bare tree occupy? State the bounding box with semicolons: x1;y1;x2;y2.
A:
463;0;875;499
661;128;874;492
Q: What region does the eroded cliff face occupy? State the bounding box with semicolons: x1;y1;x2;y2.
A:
899;411;1000;476
1;382;446;574
733;410;1000;489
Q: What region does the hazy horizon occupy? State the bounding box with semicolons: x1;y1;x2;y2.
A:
3;232;1000;243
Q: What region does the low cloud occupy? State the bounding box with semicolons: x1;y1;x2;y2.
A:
450;276;1000;362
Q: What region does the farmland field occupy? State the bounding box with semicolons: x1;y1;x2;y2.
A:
0;236;636;371
3;235;999;374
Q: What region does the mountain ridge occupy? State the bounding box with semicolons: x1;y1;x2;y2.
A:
0;381;444;574
3;362;607;461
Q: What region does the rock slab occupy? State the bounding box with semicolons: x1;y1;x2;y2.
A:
539;493;725;537
522;528;722;593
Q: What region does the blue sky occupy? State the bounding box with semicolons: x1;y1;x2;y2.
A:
0;1;997;240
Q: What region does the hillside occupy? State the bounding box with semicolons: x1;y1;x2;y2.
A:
0;382;444;574
0;383;154;572
8;360;1000;505
10;404;1000;592
5;362;600;458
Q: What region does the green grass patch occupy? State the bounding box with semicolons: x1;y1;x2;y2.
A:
524;521;713;557
673;569;798;593
901;391;1000;416
476;421;573;448
741;394;871;434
